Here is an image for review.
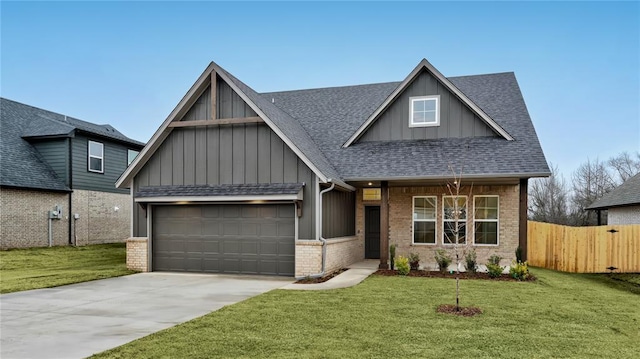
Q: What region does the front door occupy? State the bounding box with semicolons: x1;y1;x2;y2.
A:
365;206;381;259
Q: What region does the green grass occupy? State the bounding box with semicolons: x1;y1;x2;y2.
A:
0;243;135;294
581;273;640;295
93;268;640;359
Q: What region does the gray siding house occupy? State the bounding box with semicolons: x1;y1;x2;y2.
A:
0;98;144;249
587;173;640;225
120;59;550;277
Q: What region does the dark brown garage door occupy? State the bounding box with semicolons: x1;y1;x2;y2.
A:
152;204;295;276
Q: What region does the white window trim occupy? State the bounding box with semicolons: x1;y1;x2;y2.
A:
409;95;440;128
442;195;467;246
127;149;139;166
473;195;499;246
412;196;437;245
88;140;104;173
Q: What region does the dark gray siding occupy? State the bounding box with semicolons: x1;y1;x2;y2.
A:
71;134;131;193
217;75;258;119
181;87;211;121
133;124;316;239
32;138;70;185
322;189;355;238
360;69;498;142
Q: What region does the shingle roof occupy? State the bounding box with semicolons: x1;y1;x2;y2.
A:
1;98;143;191
586;173;640;210
217;66;345;185
263;72;550;180
136;183;304;198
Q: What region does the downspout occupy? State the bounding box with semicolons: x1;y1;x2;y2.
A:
301;180;335;279
68;137;74;246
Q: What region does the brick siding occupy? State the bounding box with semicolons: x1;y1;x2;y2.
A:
1;188;70;249
295;236;363;277
126;237;148;271
72;189;131;245
356;184;520;270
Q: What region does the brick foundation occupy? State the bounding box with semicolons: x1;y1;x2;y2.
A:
356;184;520;269
126;237;148;271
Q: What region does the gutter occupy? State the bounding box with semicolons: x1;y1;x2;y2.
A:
298;180;336;279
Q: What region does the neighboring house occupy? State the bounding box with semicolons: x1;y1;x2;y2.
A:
119;59;550;277
586;173;640;225
0;98;145;249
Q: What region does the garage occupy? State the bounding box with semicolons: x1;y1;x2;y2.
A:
152;203;295;276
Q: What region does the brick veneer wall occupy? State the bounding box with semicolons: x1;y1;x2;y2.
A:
126;237;148;271
295;236;363;277
72;189;131;245
356;184;520;270
1;188;70;249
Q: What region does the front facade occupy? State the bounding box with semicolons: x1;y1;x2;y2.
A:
120;59;549;277
0;99;144;249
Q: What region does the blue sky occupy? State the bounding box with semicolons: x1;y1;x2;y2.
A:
2;1;638;178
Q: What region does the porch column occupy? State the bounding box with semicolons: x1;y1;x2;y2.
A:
379;181;389;269
519;178;528;261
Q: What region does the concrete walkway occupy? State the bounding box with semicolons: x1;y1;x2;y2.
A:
282;259;379;290
0;273;291;359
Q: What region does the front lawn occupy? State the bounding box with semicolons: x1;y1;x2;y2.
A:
0;243;135;294
94;268;640;358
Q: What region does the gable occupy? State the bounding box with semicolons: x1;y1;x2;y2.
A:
180;75;258;122
359;69;499;142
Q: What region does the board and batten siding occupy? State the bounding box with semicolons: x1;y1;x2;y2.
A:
71;134;131;194
322;189;355;238
133;124;317;239
32;138;70;186
180;75;258;122
360;69;498;142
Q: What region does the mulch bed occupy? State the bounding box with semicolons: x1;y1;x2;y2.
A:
437;304;483;317
374;269;536;282
295;268;348;284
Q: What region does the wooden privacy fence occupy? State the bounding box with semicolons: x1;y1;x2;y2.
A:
527;221;640;273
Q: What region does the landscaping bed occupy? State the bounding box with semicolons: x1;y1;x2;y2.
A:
375;269;536;282
295;268;348;284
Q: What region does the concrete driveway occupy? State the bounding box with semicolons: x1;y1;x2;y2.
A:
0;273;291;359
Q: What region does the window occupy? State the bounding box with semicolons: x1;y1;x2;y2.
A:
88;141;104;173
363;188;381;201
409;95;440;127
443;196;467;245
474;196;499;245
413;196;437;244
127;149;139;166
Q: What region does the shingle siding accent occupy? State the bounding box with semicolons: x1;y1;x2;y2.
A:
1;188;69;249
608;206;640;225
126;237;148;272
71;190;131;245
354;184;520;269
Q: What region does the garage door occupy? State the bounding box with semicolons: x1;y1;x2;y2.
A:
152;204;295;276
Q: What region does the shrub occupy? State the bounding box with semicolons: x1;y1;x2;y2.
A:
396;256;410;275
464;249;477;273
488;254;502;266
510;261;530;281
408;252;420;270
434;249;452;273
486;254;503;278
515;246;523;263
389;244;397;270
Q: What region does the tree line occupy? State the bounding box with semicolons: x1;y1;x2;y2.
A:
528;151;640;226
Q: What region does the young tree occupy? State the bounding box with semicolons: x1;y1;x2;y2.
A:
442;165;473;311
528;164;570;225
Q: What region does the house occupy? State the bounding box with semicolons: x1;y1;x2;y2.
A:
0;98;145;249
586;173;640;225
119;59;550;277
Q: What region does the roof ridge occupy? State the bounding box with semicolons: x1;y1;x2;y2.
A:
261;81;402;95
